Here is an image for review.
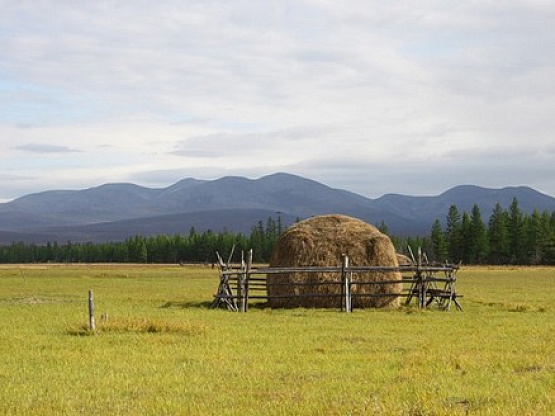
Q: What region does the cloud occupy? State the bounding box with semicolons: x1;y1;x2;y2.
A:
170;125;336;162
0;173;32;181
1;1;555;201
288;137;555;198
15;143;80;154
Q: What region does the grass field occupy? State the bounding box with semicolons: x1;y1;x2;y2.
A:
0;264;554;415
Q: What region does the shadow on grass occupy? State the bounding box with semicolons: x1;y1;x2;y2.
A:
159;299;428;313
159;300;272;310
160;301;214;309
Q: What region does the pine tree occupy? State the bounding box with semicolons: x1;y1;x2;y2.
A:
460;211;472;264
539;210;555;264
430;219;448;262
508;198;525;264
469;204;488;264
377;220;390;236
526;209;543;265
249;221;265;262
445;205;462;263
138;239;148;263
488;203;509;264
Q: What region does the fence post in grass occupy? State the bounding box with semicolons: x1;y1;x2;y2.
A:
342;255;352;313
88;289;96;331
347;256;352;312
242;249;253;313
417;247;426;309
236;252;243;312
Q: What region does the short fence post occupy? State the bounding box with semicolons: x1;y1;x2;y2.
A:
237;271;244;312
417;247;426;309
340;255;345;311
342;255;352;313
236;251;244;312
242;249;253;312
88;289;96;331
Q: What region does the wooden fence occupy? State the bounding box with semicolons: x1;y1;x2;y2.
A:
211;249;462;312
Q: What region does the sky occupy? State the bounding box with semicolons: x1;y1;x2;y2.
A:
2;1;555;202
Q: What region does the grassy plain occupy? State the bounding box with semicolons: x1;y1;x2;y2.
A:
0;264;554;415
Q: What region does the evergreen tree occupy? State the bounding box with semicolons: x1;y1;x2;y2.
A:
445;205;462;263
249;221;265;262
508;198;525;264
488;203;509;264
377;220;390;236
537;210;555;264
138;239;148;263
430;219;448;262
460;211;472;264
468;204;488;264
526;209;544;265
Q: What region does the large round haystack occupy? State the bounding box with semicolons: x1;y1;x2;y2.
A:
267;214;402;308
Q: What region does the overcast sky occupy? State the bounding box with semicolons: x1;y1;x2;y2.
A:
1;1;555;202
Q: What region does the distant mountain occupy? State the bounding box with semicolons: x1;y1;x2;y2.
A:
1;172;555;244
373;184;555;227
0;173;408;232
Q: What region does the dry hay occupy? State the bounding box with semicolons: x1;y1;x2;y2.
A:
396;253;414;266
267;214;402;308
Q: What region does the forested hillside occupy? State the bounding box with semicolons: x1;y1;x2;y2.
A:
0;218;282;264
2;198;555;265
400;198;555;265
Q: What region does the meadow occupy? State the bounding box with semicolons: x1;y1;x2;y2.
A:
0;264;553;415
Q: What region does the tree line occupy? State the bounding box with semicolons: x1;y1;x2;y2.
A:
391;198;555;265
0;217;283;265
1;199;555;265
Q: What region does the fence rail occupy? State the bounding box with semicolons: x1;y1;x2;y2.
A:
211;249;462;312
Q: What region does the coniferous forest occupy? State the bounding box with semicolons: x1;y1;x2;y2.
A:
2;198;555;265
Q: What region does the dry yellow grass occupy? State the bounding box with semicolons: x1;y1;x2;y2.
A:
0;264;553;415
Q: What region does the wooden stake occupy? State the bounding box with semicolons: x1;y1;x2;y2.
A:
242;249;253;312
417;247;426;309
342;255;352;313
88;289;96;331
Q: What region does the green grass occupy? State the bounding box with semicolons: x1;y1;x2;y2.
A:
0;264;554;415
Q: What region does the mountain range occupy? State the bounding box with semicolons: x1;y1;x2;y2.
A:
1;172;555;244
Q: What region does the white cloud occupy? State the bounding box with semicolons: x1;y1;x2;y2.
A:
1;1;555;201
15;143;80;153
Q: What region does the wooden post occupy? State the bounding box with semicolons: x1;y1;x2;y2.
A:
235;250;245;312
88;289;96;331
242;249;253;312
417;247;426;309
236;266;243;312
342;255;352;313
347;258;352;312
340;254;345;311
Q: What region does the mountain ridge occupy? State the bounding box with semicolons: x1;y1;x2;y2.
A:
1;172;555;244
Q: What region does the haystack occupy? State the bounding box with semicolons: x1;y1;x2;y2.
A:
396;253;414;266
267;214;402;308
